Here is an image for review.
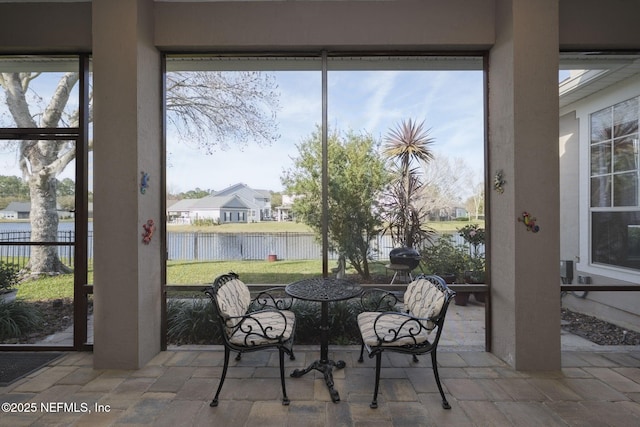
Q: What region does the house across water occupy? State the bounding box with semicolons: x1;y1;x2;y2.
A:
167;182;272;224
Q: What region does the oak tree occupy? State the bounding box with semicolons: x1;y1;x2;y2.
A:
0;68;279;277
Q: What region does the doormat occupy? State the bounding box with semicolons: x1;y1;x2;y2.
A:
0;352;64;387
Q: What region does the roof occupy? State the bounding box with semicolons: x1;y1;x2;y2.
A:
1;201;70;213
167;198;199;212
559;54;640;109
168;194;254;211
167;183;270;212
213;183;271;201
2;201;30;212
191;194;251;210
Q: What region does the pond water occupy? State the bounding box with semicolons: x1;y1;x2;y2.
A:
0;221;90;233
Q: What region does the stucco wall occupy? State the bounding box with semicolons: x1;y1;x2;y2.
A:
2;0;640;368
154;0;495;52
559;0;640;50
0;2;92;53
2;1;640;54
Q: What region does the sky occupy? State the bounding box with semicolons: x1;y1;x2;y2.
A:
0;67;486;195
166;69;486;194
0;71;79;181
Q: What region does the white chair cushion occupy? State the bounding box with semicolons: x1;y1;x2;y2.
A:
216;278;251;328
229;309;296;346
358;311;430;347
404;277;445;328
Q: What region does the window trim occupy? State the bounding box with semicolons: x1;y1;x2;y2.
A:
577;84;640;281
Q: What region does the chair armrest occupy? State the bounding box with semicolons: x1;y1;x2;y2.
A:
368;311;434;345
226;308;293;342
251;287;294;311
360;288;400;312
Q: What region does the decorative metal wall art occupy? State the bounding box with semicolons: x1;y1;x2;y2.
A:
493;170;505;193
140;171;150;194
142;219;155;244
518;211;540;233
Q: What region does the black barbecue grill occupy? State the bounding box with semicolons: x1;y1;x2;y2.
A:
389;247;421;270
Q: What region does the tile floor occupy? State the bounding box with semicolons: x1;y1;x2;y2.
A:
1;302;639;426
1;346;640;426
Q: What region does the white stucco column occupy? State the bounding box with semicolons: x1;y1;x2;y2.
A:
92;0;163;369
488;0;561;370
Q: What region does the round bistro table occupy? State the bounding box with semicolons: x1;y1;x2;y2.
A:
285;277;362;402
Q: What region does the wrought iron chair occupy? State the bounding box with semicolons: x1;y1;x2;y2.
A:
204;272;296;407
357;274;456;409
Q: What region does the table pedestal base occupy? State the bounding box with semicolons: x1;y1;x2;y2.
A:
291;359;346;402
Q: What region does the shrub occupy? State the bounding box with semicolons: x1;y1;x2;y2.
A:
0;261;19;293
290;299;363;345
0;300;44;341
457;223;485;257
192;218;221;227
289;300;321;344
327;301;362;345
166;297;221;345
167;295;375;346
420;235;468;283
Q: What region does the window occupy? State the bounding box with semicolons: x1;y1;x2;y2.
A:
164;53;484;280
590;96;640;270
0;54;92;349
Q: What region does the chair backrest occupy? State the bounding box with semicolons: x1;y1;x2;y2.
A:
404;275;453;330
211;273;251;330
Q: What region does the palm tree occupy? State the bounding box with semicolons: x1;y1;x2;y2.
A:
383;118;435;180
382;119;436;249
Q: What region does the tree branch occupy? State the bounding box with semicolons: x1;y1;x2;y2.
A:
42;72;79;127
0;73;36;127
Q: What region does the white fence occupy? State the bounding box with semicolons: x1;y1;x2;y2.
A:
0;230;472;266
166;231;469;261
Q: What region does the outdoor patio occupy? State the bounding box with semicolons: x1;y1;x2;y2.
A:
2;344;640;426
2;302;640;425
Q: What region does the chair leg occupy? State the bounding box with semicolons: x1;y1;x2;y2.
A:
279;348;290;405
430;350;451;409
235;351;242;361
211;346;230;407
370;352;382;409
358;341;365;363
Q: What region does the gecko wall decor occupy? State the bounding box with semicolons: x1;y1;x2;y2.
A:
142;219;155;244
518;211;540;233
140;171;150;194
493;170;505;194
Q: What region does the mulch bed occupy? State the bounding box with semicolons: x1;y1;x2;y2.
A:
0;299;74;344
561;308;640;345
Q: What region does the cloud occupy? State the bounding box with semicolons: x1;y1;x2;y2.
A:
167;68;485;194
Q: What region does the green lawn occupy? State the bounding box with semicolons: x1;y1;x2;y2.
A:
427;219;484;233
16;274;79;301
12;219;484;301
166;259;326;285
13;259;394;301
166;259;395;285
